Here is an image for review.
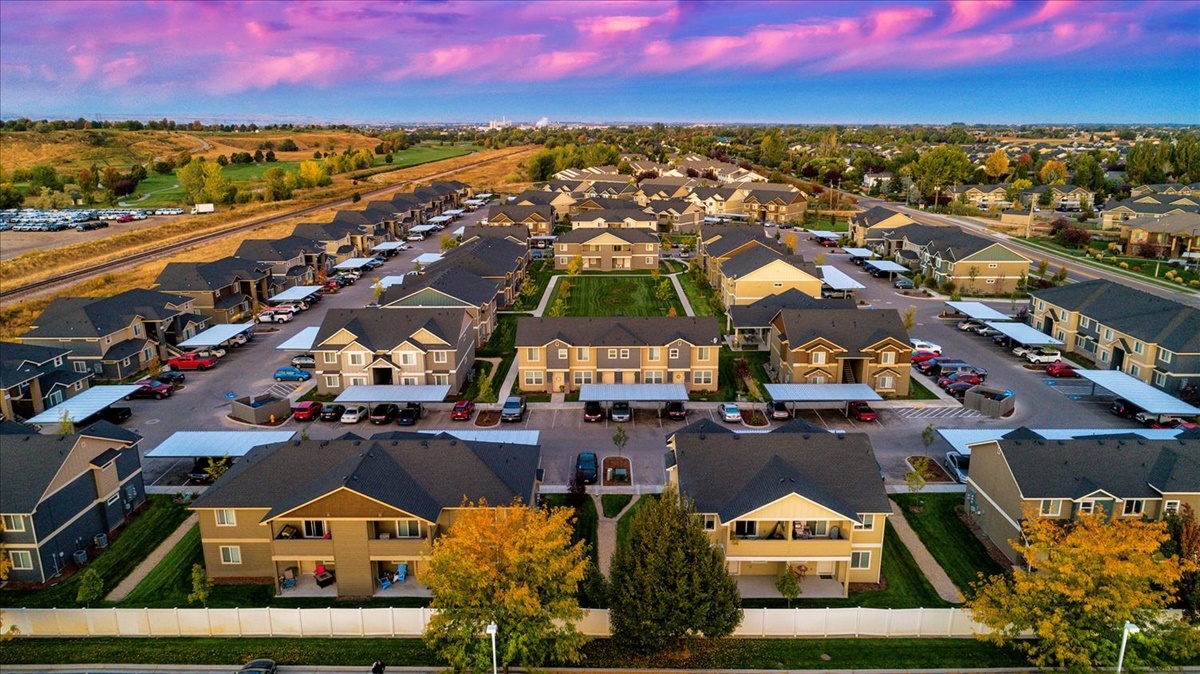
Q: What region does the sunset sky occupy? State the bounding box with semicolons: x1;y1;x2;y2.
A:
1;0;1197;123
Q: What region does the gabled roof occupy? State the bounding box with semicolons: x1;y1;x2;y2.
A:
292;222;362;241
700;224;782;258
673;432;890;522
643;199;700;215
572;197;632;211
192;437;541;523
489;204;554;223
0;429;138;514
0;342;72;388
885;224;1000;261
720;245;816;280
25;289;193;339
727;290;855;329
998;437;1200;500
572;208;656;223
440;237;526;278
379;267;501;308
235;235;325;263
556;228;658;245
461;225;529;245
1032;280;1200;353
1121;211;1200;235
313;308;469;353
156;257;271;292
511;190;560;206
852;206;915;228
775;309;910;356
516;316;721;348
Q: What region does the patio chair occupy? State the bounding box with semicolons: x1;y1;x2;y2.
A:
377;574;393;591
396;563;407;585
281;567;297;590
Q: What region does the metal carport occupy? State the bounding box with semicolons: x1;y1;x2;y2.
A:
275;326;320;351
26;385;143;425
945;301;1011;321
841;247;875;259
862;260;908;274
145;431;296;458
268;285;323;302
372;241;406;252
817;265;865;291
413;253;444;267
938;427;1187;456
334;385;451;404
578;384;689;402
983;321;1062;346
807;229;841;240
764;383;882;411
1072;370;1200;416
334;257;376;271
178;322;255;348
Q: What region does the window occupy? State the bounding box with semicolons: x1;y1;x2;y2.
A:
557;257;567;265
1040;499;1062;516
988;263;998;268
303;520;327;538
324;375;340;388
53;356;62;367
1161;350;1174;364
577;348;589;361
396;519;421;538
526;348;539;362
9;550;33;571
573;371;593;385
698;347;710;360
694;370;713;385
644;371;664;384
433;374;449;385
219;546;241;565
1101;351;1110;363
700;515;717;531
607;349;618;359
2;514;24;532
523;370;544;386
1128;364;1141;378
734;521;757;538
322;352;338;364
1165;501;1181;517
74;361;88;373
399;376;417;386
648;347;661;361
74;381;83;391
1104;329;1113;340
133;324;142;336
615;348;626;359
1038;301;1045;311
669;348;679;359
216;510;236;527
348;352;365;366
877;375;895;390
1134;341;1144;354
811;351;826;365
434;351;448;364
645;257;655;264
557;349;568;360
809;374;827;384
106;493;120;506
1154;371;1167;387
854;514;876;531
1122;500;1145;516
881;352;895;365
1080;317;1091;329
1077;501;1095;515
121;357;131;367
985;279;995;284
850;551;871;569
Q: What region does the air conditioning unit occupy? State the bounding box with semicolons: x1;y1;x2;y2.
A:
94;533;108;548
73;549;88;566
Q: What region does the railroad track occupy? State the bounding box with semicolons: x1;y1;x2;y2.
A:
0;148;531;303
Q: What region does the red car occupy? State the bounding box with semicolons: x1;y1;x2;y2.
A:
820;238;840;248
451;400;475;421
167;352;218;371
1045;361;1079;378
847;401;877;422
292;401;323;421
1151;419;1198;430
911;350;940;364
126;379;173;400
939;373;983;388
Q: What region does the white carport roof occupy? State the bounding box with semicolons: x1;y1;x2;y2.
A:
410;224;438;234
373;241;406;251
27;385;143;424
862;260;908;272
764;383;882;402
818;265;865;291
269;285;323;302
145;431;296;458
939;427;1186;456
335;385;451;403
578;384;689;402
842;247;875;258
443;209;465;216
984;321;1062;346
1073;370;1200;415
946;301;1011;321
376;275;408;289
178;322;255;348
414;253;444;266
334;257;376;270
419;429;540;445
475;193;493;199
275;326;320;351
807;229;841;240
427;215;453;224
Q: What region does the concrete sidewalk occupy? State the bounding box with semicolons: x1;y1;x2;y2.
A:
667;273;694;316
888;501;963;604
106;514;197;601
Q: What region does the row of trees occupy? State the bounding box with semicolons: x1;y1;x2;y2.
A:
526;143;622;181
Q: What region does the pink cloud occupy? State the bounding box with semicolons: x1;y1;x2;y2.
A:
941;0;1012;34
575;7;679;36
869;7;935;39
101;53;145;88
1009;0;1078;28
523;51;600;79
388;34;544;80
208;47;353;94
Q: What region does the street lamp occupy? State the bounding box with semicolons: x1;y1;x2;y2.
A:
486;621;498;674
1116;621;1140;674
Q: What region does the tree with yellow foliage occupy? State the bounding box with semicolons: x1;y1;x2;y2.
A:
967;507;1200;671
423;499;589;672
1038;159;1069;186
984;149;1010;181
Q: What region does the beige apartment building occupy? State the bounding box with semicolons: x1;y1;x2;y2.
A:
553;228;660;272
770;309;912;395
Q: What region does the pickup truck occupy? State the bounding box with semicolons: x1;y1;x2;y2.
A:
167;352;218;371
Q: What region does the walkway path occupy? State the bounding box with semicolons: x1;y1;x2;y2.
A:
667;273;695;317
532;275;562;317
106;514;198;601
888;501;962;603
595;494;638;576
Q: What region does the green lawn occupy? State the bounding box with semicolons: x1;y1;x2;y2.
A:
0;496;190;608
544;494;604;607
477;313;521;400
514;259;554;311
616;494;659;550
890;493;1007;595
692;350;769;403
546;275;684;317
601;494;633;518
677;270;723;317
1022;237;1198;292
905;377;938;400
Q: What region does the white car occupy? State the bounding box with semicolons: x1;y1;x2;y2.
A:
340;405;369;424
1025;347;1062;364
718;403;741;423
957;319;984;332
190;347;226;359
909;339;942;354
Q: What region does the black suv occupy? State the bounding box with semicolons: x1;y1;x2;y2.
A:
370;403;400;424
397;402;422;426
583;401;605;422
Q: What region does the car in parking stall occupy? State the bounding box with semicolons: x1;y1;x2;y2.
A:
1045;361;1079;378
665;401;687;420
369;403;400;424
911;349;940;364
1024;347;1062;364
718;402;742;423
501;396;527;422
918;357;967;376
973;324;1003;337
320;404;347;422
273;366;312;382
291;354;316;369
292;401;323;421
340;405;369;423
609;401;632;422
397;403;422;426
583;401;605;422
168;352;218;370
847;401;877;422
938;372;984;388
943;451;970;483
769;401;791;420
909;339;942;354
257;309;293;324
451;400;475;421
127;379;174;400
575;451;599;485
156;370;186;388
957;319;985;332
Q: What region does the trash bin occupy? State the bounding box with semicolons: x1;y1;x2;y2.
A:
964;385;1016;418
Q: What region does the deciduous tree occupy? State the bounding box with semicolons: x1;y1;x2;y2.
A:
76;569;104;607
188;564;213;606
1038;160;1068;186
984;149;1010;181
423;500;589;672
913;145;973;200
567;254;583;276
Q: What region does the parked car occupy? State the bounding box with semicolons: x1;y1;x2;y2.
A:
501;396;526;422
943;451;970;483
665;401;687;420
957;319;985;332
583;401;605;422
292;401;323;421
918;358;967;376
769;401;791;420
847;401;877;422
126;379;173;400
1045;361;1079;378
369;403;400;424
1011;344;1033;358
911;349;940;364
820;238;839;248
291;354;316;369
156;370;186;388
190;347;226;359
909;339;942;354
609;401;632;422
340;405;369;423
575;451;599;485
974;325;1003;337
1151;418;1199;430
78;405;132;427
273;366;312;382
944;381;976;399
1024;347;1062;364
1110;398;1138;418
718;402;741;423
320;404;346;422
167;352;218;371
238;659;278;674
227;333;250;347
893;277;916;290
451;400;475;421
397;403;422;426
257;310;293;324
939;372;984;388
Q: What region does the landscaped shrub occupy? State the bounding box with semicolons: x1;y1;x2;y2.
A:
1175;276;1185;284
1191;280;1199;288
1120;262;1129;269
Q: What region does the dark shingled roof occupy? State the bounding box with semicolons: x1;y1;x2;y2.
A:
672;432;890;522
439;237;527;279
572;208;656;223
155;257;270;292
719;245;817;281
379;267;501;308
770;418;831;435
488;204;554;223
728;290;856;329
461;225;529;245
700;225;782;258
667;418;737;439
0;342;72;388
572;197;632;211
884;224;995;261
1032;279;1200;353
0;428;137;513
313;308;469;353
235;235;325;263
25;289;193;339
998;437;1200;500
193;437;541;523
852;206;914;229
776;309;910;356
643;198;699;215
516;316;721;348
511;190;559;206
556;228;658;245
79;419;142;444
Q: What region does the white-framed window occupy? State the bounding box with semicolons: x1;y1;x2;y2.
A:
523;370;544;386
10;550;33;570
1056;331;1065;341
133;324;142;336
526;348;539;362
1104;329;1113;340
348;352;365;366
644;370;664;384
701;514;717;531
607;349;618;359
854;514;876;531
74;381;84;391
399;376;417;386
1122;500;1145;516
850;551;871;569
616;348;627;360
877;375;895;390
322;352;338;364
1077;501;1095;515
2;514;25;532
74;361;88;373
648;347;661;361
1161;350;1174;364
1153;371;1167;387
431;374;447;385
434;351;448;364
1165;501;1181;517
1040;499;1062;516
810;374;827;384
985;278;995;284
121;357;131;367
557;349;568;360
698;347;710;360
324;375;340;388
1038;301;1045;311
573;370;593;385
1080;317;1091;329
1101;351;1110;363
53;356;63;367
645;257;655;264
401;352;417;366
811;351;826;365
988;263;998;269
1129;364;1141;377
881;352;895;365
1134;341;1144;354
577;348;589;361
396;519;421;538
219;546;242;565
694;370;713;385
303;520;327;538
669;348;679;359
216;509;236;527
734;521;757;538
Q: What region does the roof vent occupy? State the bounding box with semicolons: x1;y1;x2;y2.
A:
450;440;457;445
802;434;809;440
1097;440;1104;445
320;440;329;447
421;440;429;447
354;440;361;446
1138;439;1145;445
294;440;302;447
698;434;705;440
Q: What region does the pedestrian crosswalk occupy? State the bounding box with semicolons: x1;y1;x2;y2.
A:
266;382;300;399
891;406;982;420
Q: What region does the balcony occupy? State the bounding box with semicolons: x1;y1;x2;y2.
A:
725;536;852;559
367;537;430;558
272;538;334;557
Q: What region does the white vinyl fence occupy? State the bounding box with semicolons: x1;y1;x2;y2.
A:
0;607;985;639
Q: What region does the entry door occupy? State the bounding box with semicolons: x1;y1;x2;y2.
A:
816;561;835;578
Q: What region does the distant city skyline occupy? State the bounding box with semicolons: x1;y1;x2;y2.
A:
1;0;1197;124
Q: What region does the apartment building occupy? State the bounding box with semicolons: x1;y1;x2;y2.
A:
770;309;912;395
0;343;91;423
881;224;1030;295
553;228;660;272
